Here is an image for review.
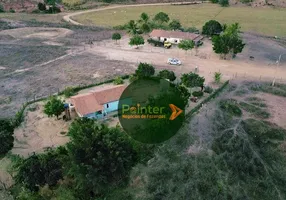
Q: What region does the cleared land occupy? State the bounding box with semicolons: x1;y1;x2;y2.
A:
72;4;286;36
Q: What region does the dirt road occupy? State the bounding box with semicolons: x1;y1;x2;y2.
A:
87;37;286;84
62;1;207;25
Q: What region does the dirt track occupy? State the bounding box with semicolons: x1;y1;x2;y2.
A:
62;1;206;25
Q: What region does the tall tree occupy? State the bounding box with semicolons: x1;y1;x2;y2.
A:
129;35;145;48
126;20;140;35
44;96;65;119
212;23;245;59
153;12;170;24
67;118;137;195
0;119;14;155
178;40;195;53
138;12;151;33
202;20;223;36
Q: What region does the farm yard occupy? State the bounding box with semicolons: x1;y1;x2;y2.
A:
72;3;286;36
1;2;286;199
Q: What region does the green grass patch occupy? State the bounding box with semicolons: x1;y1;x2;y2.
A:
219;99;242;117
239;101;270;119
72;4;286;36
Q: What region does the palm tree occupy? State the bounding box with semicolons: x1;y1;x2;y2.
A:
126;20;139;35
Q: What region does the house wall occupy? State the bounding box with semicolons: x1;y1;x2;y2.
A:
155;37;181;44
103;100;119;113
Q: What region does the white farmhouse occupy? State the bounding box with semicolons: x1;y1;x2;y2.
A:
149;29;204;45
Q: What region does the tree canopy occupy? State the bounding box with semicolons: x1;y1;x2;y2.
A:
0;119;14;155
66;118;137;195
153;12;170;24
126;20;140;35
212;23;245;59
202;20;223;36
44;96;64;119
135;63;155;78
158;70;176;81
16;152;63;191
178;40;195;52
169;19;182;30
181;73;205;88
112;32;121;42
129;35;145;47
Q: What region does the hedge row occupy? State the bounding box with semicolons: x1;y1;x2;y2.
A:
185;80;229;119
12;75;130;128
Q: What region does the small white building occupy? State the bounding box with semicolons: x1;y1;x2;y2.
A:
149;29;204;45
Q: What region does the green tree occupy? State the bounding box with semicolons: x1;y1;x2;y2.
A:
0;119;14;155
202;20;223;36
212;23;245;59
44;96;64;119
181;73;205;88
112;32;122;44
126;20;140;35
158;70;176;81
153;12;170;24
16;152;63;191
178;40;195;53
129;35;145;48
44;0;56;13
219;0;229;7
169;19;182;30
67;118;137;195
138;12;149;24
0;4;5;13
135;63;155;78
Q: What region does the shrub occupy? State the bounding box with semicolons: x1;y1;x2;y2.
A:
38;3;47;11
158;70;176;81
129;74;138;83
9;8;15;13
113;76;124;85
219;99;242;117
192;91;204;97
112;32;121;43
214;72;222;83
63;87;76;98
31;9;41;13
135;63;155;78
48;6;61;13
204;86;213;94
44;96;65;119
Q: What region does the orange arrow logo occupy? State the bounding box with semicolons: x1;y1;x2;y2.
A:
169;104;183;120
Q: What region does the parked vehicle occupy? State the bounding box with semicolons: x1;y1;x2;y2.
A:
147;38;172;49
164;41;172;49
167;58;182;65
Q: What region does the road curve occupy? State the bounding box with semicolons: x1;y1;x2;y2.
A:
63;1;208;25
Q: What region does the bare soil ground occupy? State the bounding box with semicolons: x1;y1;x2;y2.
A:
0;24;136;118
11;102;71;157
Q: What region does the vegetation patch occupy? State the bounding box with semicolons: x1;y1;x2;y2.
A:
250;82;286;97
239;101;270;119
219;99;242;117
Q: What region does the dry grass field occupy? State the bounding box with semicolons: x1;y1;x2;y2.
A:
72;3;286;36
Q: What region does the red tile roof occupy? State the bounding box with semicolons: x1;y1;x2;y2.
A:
150;29;203;42
71;85;127;116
